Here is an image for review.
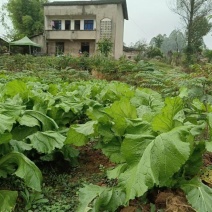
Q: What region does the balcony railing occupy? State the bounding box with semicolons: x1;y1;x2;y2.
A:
45;30;96;40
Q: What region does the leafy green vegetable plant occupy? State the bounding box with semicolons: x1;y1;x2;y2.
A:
0;60;211;211
65;87;212;211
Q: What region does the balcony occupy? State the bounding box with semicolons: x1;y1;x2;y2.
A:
45;30;96;40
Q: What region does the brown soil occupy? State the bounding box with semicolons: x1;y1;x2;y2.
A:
75;143;115;176
203;152;212;166
156;190;195;212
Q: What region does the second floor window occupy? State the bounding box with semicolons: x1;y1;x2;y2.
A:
84;20;94;30
65;20;71;30
74;20;80;30
52;20;61;30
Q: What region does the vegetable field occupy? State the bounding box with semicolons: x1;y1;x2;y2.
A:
0;55;212;211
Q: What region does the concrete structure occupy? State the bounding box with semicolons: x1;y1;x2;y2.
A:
42;0;128;58
0;37;9;54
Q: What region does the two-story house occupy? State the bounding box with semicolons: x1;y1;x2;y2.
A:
42;0;128;58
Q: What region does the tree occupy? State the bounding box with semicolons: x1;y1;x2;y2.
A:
97;38;113;57
203;49;212;62
160;30;186;54
150;34;166;48
170;0;212;64
2;0;48;38
146;46;163;58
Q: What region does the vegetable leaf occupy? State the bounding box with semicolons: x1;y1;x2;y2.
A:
152;97;184;133
65;121;97;146
119;127;191;201
23;110;58;131
4;80;28;99
93;187;125;211
0;190;18;212
0;114;16;134
27;131;65;154
181;178;212;212
121;134;154;165
77;184;106;212
105;98;137;136
0;152;42;191
77;184;125;212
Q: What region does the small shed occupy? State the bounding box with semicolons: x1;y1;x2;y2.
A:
0;37;9;54
9;36;42;54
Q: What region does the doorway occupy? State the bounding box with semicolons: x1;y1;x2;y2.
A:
55;42;64;55
81;42;89;55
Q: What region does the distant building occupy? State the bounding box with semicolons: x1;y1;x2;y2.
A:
40;0;128;58
0;37;8;54
123;45;140;59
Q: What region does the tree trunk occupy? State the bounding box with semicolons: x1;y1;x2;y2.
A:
186;0;195;64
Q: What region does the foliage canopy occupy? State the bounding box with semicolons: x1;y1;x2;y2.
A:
170;0;212;64
5;0;48;37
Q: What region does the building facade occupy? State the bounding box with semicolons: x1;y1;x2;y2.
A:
42;0;128;58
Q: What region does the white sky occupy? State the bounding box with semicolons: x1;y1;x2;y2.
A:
0;0;212;48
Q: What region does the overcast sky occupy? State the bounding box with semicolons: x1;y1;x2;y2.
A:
0;0;212;48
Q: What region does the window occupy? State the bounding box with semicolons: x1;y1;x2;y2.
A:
52;20;61;30
84;20;94;30
100;18;112;39
65;20;71;30
74;20;80;30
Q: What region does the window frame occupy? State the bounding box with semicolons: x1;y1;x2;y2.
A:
65;20;71;30
52;20;62;30
84;20;94;30
74;20;81;30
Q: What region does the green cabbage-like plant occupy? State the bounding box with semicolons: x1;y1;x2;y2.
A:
70;90;212;212
0;152;42;211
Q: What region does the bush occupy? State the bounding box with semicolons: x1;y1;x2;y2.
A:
89;54;117;73
146;46;163;58
97;38;113;57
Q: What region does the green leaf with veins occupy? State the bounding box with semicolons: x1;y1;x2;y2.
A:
119;126;191;201
0;190;18;212
74;121;97;135
0;152;42;191
18;114;40;128
107;163;128;179
12;126;38;141
181;178;212;212
0;114;16;134
96;139;125;163
65;127;87;146
105;98;137;136
65;121;97;146
152;96;184;133
131;88;164;112
4;80;28;99
77;184;125;212
0;103;24;118
77;184;106;212
27;131;65;154
0;133;12;145
23;110;58;131
10;140;32;152
121;134;154;165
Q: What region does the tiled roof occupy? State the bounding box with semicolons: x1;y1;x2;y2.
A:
44;0;128;20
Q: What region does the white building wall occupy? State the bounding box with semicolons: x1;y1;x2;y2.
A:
80;20;84;30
